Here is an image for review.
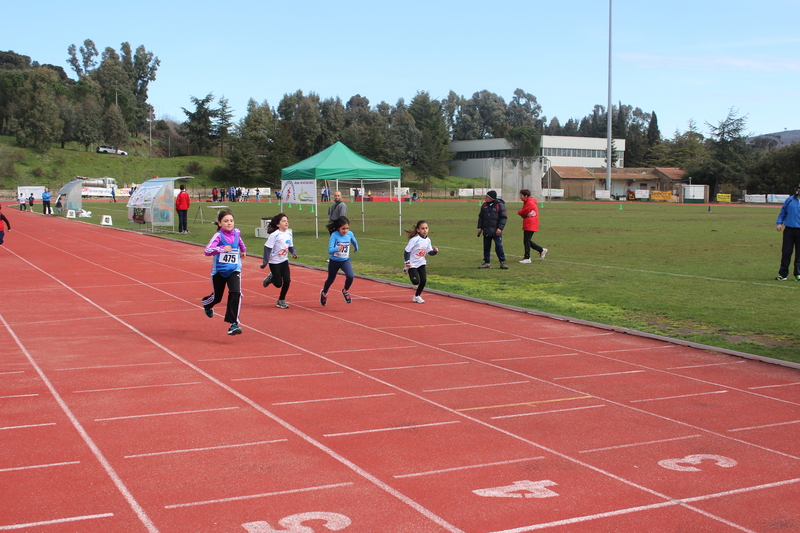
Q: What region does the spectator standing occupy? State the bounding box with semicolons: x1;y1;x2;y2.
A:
255;188;260;202
41;189;52;215
19;193;26;211
110;187;116;203
327;191;348;234
477;190;508;269
212;187;218;202
28;194;34;210
517;189;547;263
175;184;191;234
775;183;800;281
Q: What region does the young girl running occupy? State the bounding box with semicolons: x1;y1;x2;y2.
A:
320;216;358;306
260;213;297;309
404;220;438;303
202;209;247;335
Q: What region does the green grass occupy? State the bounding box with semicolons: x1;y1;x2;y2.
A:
71;198;799;364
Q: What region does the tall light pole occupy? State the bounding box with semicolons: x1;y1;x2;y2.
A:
605;0;613;192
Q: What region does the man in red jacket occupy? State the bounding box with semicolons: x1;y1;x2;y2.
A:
175;184;191;234
517;189;548;263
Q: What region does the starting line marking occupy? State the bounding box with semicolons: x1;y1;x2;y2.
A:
232;371;344;382
423;380;531;392
553;370;646;380
324;420;460;438
370;361;470;371
492;353;577;362
0;513;115;531
164;482;354;509
73;381;202;393
394;457;546;479
727;419;800;432
578;434;702;454
629;390;728;403
0;460;80;472
0;394;38;399
125;439;289;458
438;339;523;346
491;404;605;420
667;361;747;370
199;352;301;361
748;381;800;390
55;361;172;371
272;393;396;406
458;396;592;412
0;422;56;431
95;406;239;422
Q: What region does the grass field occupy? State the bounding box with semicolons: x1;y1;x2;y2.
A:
46;196;799;364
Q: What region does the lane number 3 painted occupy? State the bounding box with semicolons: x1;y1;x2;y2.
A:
658;454;737;472
242;512;351;533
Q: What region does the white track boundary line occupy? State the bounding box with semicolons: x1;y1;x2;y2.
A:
0;513;115;531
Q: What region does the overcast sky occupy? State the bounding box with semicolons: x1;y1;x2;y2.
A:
6;0;800;138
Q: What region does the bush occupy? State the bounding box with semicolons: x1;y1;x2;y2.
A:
32;167;44;177
183;161;204;176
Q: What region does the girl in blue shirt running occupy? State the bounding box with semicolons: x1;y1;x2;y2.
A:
320;216;358;306
202;209;246;335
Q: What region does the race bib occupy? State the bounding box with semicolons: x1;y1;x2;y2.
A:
220;252;239;264
334;243;350;259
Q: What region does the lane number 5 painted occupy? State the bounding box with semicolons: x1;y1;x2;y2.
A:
242;512;351;533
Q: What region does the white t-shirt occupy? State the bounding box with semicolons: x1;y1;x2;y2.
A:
265;230;293;264
405;235;433;269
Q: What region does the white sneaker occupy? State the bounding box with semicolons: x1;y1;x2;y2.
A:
540;248;548;260
412;295;425;304
519;258;532;263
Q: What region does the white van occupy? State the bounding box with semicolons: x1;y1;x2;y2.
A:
97;145;128;155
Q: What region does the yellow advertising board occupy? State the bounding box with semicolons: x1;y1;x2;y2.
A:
716;194;732;203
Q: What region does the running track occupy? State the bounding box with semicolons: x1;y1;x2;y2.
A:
1;212;799;533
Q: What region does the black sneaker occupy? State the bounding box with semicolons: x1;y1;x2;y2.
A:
775;276;788;281
320;290;327;306
227;322;242;335
204;307;213;318
342;289;352;304
262;273;273;288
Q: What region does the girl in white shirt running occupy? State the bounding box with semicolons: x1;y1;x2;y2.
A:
260;213;297;309
404;220;438;303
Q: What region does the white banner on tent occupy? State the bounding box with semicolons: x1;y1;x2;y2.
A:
127;185;163;208
280;180;317;205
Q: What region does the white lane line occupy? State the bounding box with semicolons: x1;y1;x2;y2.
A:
0;513;115;531
492;353;577;362
538;332;615;339
727;419;800;432
394;457;545;479
370;361;470;371
164;482;354;509
0;422;56;431
231;371;343;382
424;381;530;392
198;353;300;361
553;370;646;380
491;404;605;420
124;439;288;458
0;394;38;399
0;371;24;375
629;390;728;403
438;339;523;346
578;435;702;454
74;382;202;393
325;345;417;353
55;362;172;371
667;361;747;370
597;346;677;353
95;406;239;422
0;460;80;472
748;381;800;390
273;393;396;406
324;421;461;438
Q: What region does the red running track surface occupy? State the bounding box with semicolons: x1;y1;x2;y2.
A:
1;212;799;533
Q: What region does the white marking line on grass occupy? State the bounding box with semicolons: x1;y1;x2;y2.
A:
727;419;800;432
553;370;645;380
55;361;172;371
0;393;38;399
578;435;702;454
424;380;530;392
597;345;677;353
164;482;354;509
438;339;523;346
492;353;577;362
748;381;800;390
0;513;115;531
199;352;300;361
492;404;606;420
0;422;56;431
370;361;470;371
0;460;80;472
324;420;461;437
394;457;546;478
0;371;24;375
629;390;728;403
667;361;747;370
273;393;396;406
325;345;417;354
231;371;343;381
73;382;202;393
124;439;288;458
95;406;239;422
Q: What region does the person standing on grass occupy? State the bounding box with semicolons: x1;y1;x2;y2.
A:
260;213;297;309
41;189;52;215
327;191;348;234
202;209;246;336
775;183;800;281
19;193;26;211
404;220;438;303
320;216;358;306
0;205;11;245
477;190;508;269
110;187;116;203
175;184;191;234
517;189;547;263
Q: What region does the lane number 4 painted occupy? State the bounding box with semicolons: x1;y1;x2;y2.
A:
658;454;738;472
242;512;351;533
473;480;559;499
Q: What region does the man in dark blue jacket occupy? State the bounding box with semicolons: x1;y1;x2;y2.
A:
477;190;508;269
775;183;800;281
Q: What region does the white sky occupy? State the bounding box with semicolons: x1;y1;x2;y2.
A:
6;0;800;138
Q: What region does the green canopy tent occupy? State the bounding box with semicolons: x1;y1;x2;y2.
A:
280;142;403;237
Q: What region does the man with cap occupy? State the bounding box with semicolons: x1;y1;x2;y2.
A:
775;183;800;281
477;190;508;269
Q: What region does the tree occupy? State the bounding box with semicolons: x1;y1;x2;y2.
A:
408;91;451;180
14;68;63;149
387;98;421;167
74;95;103;151
506;126;541;161
507;88;541;130
103;103;129;148
215;95;235;155
685;108;752;194
182;93;219;154
66;39;98;79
